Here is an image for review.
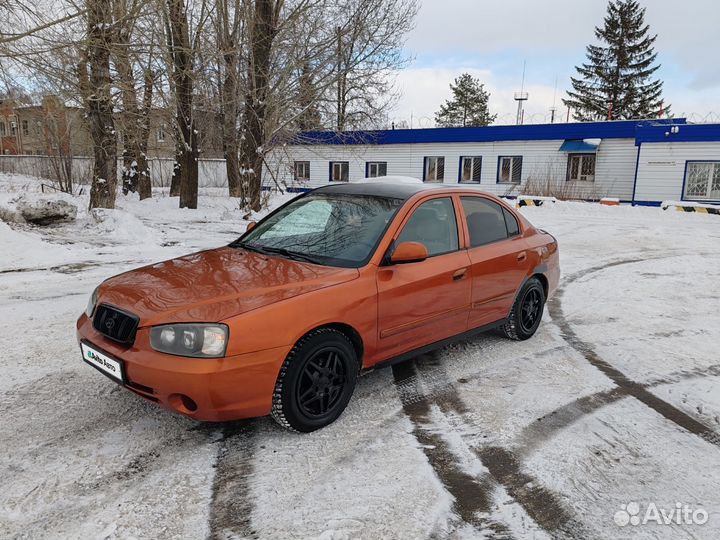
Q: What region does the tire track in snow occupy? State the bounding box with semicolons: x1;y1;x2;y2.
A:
644;363;720;387
410;353;592;540
548;257;720;450
507;361;720;459
514;387;629;457
391;360;515;539
207;420;258;540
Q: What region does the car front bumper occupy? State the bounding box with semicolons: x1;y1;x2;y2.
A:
76;314;290;422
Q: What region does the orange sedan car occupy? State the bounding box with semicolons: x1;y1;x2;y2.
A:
77;182;559;431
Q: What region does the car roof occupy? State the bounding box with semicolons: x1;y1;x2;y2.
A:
313;181;490;201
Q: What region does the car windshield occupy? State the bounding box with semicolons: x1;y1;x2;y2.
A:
233;192;403;267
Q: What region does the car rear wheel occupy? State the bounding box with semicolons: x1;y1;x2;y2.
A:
271;328;358;432
501;277;545;341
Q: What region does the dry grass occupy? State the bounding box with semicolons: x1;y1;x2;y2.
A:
502;161;610;201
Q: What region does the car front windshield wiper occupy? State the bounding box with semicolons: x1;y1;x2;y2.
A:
231;241;322;265
258;246;324;265
230;240;267;254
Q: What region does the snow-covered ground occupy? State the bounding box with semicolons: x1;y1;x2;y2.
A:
1;173;719;540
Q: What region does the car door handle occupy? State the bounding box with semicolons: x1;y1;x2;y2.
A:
517;252;527;262
453;268;468;281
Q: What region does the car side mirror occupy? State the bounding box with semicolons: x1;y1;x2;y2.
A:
390;241;428;264
246;221;257;232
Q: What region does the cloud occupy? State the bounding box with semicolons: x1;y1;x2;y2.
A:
390;67;565;127
406;0;606;53
393;0;720;123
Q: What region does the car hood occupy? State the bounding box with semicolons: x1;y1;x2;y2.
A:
97;246;359;326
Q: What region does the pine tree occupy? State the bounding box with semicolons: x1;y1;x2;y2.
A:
564;0;667;121
296;62;322;131
435;73;496;127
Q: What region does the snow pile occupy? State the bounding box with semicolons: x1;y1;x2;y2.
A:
0;220;74;271
16;198;77;225
0;191;78;225
88;208;162;245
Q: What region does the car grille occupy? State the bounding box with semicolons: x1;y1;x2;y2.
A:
92;304;139;344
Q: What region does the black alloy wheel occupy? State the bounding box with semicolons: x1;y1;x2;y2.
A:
519;287;543;334
501;277;545;341
271;328;358;432
296;348;347;417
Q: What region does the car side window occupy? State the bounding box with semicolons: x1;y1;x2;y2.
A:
396;197;459;256
503;207;520;237
461;197;513;247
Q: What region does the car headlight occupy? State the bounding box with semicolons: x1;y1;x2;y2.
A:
85;286;99;317
149;324;228;358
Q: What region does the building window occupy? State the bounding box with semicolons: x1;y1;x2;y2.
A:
366;161;387;178
567;153;596;181
459;156;482;183
0;122;5;136
10;121;16;136
157;124;166;143
684;161;720;201
330;161;349;182
294;161;310;181
424;156;445;182
497;156;522;184
21;120;29;137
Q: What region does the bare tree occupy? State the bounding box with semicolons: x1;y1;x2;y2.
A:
238;0;282;211
332;0;416;131
296;60;321;130
164;0;208;208
2;0;417;212
113;0;157;200
215;0;244;197
79;0;118;209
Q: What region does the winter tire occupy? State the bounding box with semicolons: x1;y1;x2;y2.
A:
271;328;358;432
501;277;545;341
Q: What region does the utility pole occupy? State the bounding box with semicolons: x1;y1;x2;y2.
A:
550;75;558;123
514;61;528;125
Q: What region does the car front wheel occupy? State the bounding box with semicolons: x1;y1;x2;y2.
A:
501;277;545;341
271;328;358;432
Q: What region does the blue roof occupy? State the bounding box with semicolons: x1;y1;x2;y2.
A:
559;139;600;152
635;123;720;144
291;119;686;146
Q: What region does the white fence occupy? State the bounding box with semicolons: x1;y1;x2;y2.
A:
0;155;231;189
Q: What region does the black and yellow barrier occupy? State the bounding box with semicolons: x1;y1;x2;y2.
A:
664;204;720;215
517;199;545;208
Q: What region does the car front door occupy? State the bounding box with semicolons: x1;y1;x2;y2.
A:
376;196;472;360
460;196;530;328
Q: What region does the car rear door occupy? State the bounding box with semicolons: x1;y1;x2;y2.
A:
376;195;472;360
459;196;530;328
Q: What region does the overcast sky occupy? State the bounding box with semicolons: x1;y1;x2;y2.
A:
390;0;720;126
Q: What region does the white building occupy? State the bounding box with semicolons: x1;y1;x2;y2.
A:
265;119;720;206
